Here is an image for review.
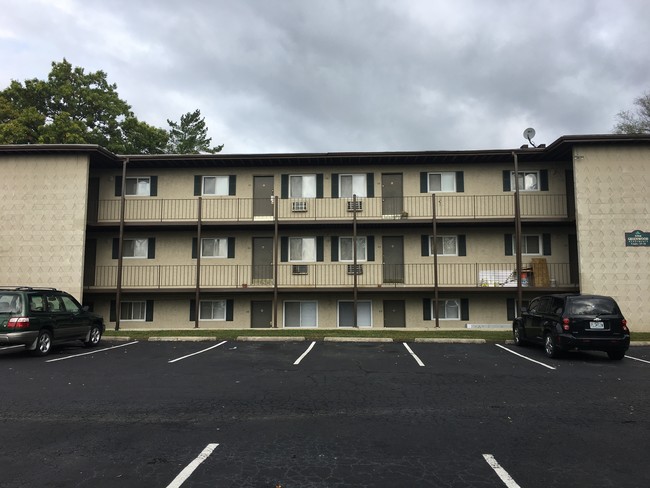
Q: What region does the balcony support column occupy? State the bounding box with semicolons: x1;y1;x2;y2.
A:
513;152;523;315
194;197;203;328
432;194;440;328
273;196;279;328
353;194;358;328
114;157;128;331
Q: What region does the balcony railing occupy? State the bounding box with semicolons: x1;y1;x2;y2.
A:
87;262;575;289
91;194;568;223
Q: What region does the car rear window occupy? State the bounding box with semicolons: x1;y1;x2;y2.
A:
567;297;619;316
0;293;23;314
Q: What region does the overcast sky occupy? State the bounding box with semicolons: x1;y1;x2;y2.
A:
1;0;649;154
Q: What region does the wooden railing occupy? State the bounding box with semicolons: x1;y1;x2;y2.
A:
88;262;575;289
92;194;568;223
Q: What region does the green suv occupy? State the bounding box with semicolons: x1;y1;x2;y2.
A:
0;287;105;356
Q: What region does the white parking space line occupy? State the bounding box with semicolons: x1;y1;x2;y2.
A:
294;341;316;365
483;454;522;488
45;341;140;362
168;341;227;363
625;354;650;364
166;443;219;488
403;342;425;367
0;345;25;351
495;344;556;370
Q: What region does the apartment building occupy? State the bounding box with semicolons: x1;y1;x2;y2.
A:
1;134;649;331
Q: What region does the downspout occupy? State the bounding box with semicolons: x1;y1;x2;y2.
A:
194;196;202;328
115;157;128;331
432;194;440;328
273;195;279;328
513;152;523;315
352;194;358;328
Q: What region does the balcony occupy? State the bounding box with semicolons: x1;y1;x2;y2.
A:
89;194;569;224
86;262;576;290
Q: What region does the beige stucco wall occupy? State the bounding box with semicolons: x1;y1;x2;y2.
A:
573;145;650;331
0;154;89;301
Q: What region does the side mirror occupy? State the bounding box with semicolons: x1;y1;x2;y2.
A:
82;305;90;312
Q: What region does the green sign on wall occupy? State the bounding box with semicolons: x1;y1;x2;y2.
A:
625;230;650;247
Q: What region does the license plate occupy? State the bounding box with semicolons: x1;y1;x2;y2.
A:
589;321;605;329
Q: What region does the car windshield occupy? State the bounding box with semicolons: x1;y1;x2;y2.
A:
0;293;23;314
568;297;619;316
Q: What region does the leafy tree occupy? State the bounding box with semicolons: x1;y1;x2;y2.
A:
614;91;650;134
0;59;169;153
166;109;224;154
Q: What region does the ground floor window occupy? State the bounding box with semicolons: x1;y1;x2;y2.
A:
284;301;318;328
121;301;146;321
200;300;226;320
338;301;372;327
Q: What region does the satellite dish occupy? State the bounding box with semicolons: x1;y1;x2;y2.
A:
523;127;537;147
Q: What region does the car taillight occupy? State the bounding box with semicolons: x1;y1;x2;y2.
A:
7;317;30;329
621;319;629;332
563;317;570;331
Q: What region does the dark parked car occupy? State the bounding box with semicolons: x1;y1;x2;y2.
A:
512;294;630;360
0;287;104;356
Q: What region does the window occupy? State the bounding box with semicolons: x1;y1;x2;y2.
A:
289;237;316;262
200;300;226;321
427;172;456;192
290;175;317;198
125;177;151;196
121;301;146;321
522;235;541;255
429;236;458;256
202;176;230;196
123;238;149;258
60;295;81;312
338;301;372;327
284;301;318;328
511;171;539;191
202;238;228;258
340;174;367;198
339;236;367;262
435;299;460;320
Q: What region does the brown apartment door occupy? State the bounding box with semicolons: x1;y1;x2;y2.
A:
383;236;404;283
251;300;272;328
383;300;405;327
252;237;274;283
382;173;403;216
253;176;274;219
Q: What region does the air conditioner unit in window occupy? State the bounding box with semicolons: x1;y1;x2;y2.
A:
347;200;363;212
292;201;308;212
292;264;309;275
347;264;363;275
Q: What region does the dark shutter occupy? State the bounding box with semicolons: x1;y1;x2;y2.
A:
115;176;122;196
507;298;515;321
192;238;198;259
110;300;116;322
228;237;235;258
420;172;428;193
331;174;339;198
194;175;202;196
226;300;234;321
504;234;513;256
280;236;288;262
423;298;432;320
543;234;552;256
316;174;324;198
190;299;196;321
145;300;154;322
150;176;158;196
460;299;469;321
458;235;466;256
421;235;430;256
456;172;464;193
316;236;324;262
228;175;236;195
366;173;374;197
112;238;119;259
281;174;289;199
503;170;511;192
540;170;549;191
366;236;375;261
331;236;339;262
147;238;156;259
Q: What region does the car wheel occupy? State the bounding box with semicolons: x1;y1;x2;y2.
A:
32;330;53;357
513;325;525;346
607;350;625;360
544;332;560;358
84;325;102;347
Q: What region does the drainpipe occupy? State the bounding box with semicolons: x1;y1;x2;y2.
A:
432;194;439;328
352;194;358;328
115;158;128;331
273;196;279;328
194;197;202;328
513;152;523;315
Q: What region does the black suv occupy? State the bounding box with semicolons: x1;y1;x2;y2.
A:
0;287;105;356
512;294;630;360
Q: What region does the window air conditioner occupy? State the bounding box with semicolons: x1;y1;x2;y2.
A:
292;201;308;212
346;264;363;275
347;200;363;212
292;265;309;275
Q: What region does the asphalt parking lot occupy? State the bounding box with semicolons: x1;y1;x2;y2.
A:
1;339;649;488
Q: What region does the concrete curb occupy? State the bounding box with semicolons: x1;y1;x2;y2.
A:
323;337;393;343
630;341;650;346
414;338;487;344
236;336;306;342
148;336;217;342
104;336;133;342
